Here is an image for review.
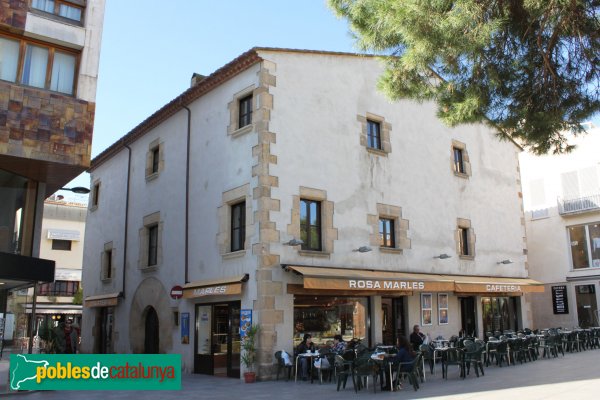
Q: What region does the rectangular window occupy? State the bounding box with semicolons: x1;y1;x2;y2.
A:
459;227;470;256
238;95;252;128
92;182;100;207
1;34;78;94
58;3;82;21
379;218;395;248
51;239;72;251
438;293;449;324
32;0;83;22
367;120;381;150
151;147;160;174
105;249;112;279
453;147;465;174
230;201;246;252
421;293;433;326
300;199;322;251
148;225;158;266
569;223;600;269
32;0;55;13
0;37;20;82
38;280;79;296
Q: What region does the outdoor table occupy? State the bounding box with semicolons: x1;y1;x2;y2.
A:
433;345;451;373
295;352;321;383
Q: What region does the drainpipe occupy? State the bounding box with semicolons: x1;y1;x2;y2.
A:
122;144;132;299
180;101;191;284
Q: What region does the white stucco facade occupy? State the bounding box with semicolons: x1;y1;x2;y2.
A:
520;125;600;329
83;49;537;379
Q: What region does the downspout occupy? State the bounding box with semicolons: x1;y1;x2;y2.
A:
180;100;191;284
122;144;132;299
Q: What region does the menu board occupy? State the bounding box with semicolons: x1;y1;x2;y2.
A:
552;285;569;314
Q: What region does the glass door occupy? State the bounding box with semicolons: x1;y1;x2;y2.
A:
575;285;597;328
194;305;212;374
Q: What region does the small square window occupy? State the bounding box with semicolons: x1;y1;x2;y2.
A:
238;95;253;128
379;218;395;248
453;147;465;174
367;120;381;150
148;225;158;266
52;239;72;251
231;201;246;252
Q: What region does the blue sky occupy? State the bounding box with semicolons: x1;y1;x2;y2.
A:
61;0;599;198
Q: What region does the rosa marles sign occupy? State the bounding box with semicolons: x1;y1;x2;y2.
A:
302;277;454;292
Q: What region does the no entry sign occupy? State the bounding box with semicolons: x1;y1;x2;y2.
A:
170;285;183;299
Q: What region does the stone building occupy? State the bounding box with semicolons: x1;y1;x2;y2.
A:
521;124;600;329
0;0;105;352
82;48;542;379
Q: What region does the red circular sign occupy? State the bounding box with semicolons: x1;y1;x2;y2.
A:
170;285;184;299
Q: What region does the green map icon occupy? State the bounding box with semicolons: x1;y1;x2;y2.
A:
10;354;49;390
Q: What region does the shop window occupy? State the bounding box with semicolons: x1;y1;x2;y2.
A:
293;295;369;347
52;239;72;251
481;297;518;334
438;294;449;325
421;293;433;326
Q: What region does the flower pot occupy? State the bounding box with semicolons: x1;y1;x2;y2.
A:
244;372;256;383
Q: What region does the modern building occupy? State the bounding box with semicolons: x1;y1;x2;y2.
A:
1;0;105;352
520;124;600;329
82;48;542;379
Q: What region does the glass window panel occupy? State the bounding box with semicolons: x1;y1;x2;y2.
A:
300;200;307;225
588;223;600;268
569;226;589;269
58;4;82;21
50;51;75;94
32;0;55;12
0;37;20;82
310;226;320;249
22;45;48;89
309;202;318;225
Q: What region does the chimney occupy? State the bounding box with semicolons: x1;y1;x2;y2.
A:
190;73;206;87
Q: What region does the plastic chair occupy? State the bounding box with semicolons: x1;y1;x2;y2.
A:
394;353;423;390
352;353;379;393
464;343;485;378
334;355;352;391
442;348;465;379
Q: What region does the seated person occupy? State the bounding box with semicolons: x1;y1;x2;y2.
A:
332;334;346;355
381;336;415;391
296;333;315;381
410;324;426;352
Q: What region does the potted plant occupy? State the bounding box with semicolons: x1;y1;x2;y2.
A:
241;324;260;383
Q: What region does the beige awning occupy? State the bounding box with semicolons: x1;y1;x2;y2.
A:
284;266;544;295
285;266;455;292
84;292;120;308
183;274;249;299
450;275;544;294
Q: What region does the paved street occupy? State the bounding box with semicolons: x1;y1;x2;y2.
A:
1;347;599;399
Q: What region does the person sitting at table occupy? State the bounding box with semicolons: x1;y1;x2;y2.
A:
381;336;416;390
410;324;427;352
332;334;346;354
296;333;315;381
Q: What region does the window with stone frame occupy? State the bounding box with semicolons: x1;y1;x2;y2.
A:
228;86;255;137
139;212;162;269
0;34;78;95
358;113;392;155
101;242;114;281
145;139;164;180
89;180;100;211
379;218;395;248
456;218;475;259
451;140;472;178
300;199;322;251
238;94;253;129
230;201;246;252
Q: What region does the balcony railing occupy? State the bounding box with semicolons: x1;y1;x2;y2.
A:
558;194;600;215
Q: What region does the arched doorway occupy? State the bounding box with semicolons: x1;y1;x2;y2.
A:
144;306;159;353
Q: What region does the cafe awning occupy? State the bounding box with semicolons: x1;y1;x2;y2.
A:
183;274;249;299
283;265;544;295
450;275;544;294
84;292;120;308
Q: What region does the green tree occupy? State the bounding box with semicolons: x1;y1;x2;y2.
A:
329;0;599;154
72;286;83;305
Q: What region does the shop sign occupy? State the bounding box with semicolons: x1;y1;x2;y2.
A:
183;283;242;299
485;284;522;292
349;280;425;290
303;277;453;292
84;297;118;308
552;285;569;314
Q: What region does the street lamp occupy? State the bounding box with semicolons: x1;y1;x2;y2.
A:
60;186;90;194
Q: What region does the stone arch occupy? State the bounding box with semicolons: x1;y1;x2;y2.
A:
129;277;173;353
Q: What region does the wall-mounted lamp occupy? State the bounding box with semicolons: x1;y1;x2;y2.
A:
283;238;304;246
353;246;372;253
60;186;91;194
433;254;451;259
497;259;514;264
